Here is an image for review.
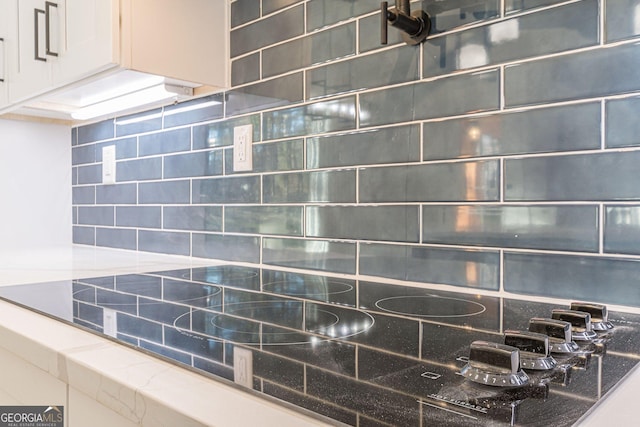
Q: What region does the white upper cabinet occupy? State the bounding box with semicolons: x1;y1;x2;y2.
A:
0;1;7;108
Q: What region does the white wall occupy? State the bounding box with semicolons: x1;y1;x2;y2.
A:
0;119;71;251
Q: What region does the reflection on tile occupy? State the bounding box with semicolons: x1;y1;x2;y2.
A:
115;109;162;137
424;0;598;77
307;0;376;31
116;158;162;182
96;183;137;204
190;265;261;290
307;206;420;242
226;73;304;116
139;181;190;204
139;230;190;256
116;206;161;229
226;206;303;236
427;0;499;33
422;205;599;252
423;103;601;160
96;228;137;250
263;0;302;15
115;274;162;298
163;278;222;308
225;139;303;174
504;252;640;307
192;233;260;263
505;43;640;107
139;297;190;324
231;0;260;28
264;23;355;79
263;237;356;274
605;206;640;255
505;0;567;14
139;128;191;157
139;341;191;365
164;151;223;179
262;269;356;306
163;206;222;232
117;313;163;342
163;94;224;128
254;352;304;391
164;326;223;361
78;119;114;144
232;53;261;86
193;115;261;149
77;302;103;326
606;97;640;148
97;290;137;315
307;125;420;169
263;96;357;140
263;170;356;203
505;152;640;201
192;176;260;204
307;46;419;99
606;0;640;42
231;5;304;57
78;206;114;226
360;243;500;290
360;161;499;202
360;70;499;127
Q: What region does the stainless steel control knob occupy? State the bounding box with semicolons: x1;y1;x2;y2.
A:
570;302;614;332
528;317;581;354
460;341;529;387
551;309;598;342
504;330;557;371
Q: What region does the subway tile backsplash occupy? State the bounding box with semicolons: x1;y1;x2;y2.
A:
73;0;640;308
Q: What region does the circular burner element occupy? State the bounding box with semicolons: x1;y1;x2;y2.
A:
262;279;354;297
375;295;486;318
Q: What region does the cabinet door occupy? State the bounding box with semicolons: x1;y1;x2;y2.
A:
0;1;8;107
9;0;64;103
53;0;118;87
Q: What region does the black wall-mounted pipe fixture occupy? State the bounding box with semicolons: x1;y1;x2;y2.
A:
381;0;431;46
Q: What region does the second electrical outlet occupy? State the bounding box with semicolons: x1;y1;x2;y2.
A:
233;124;253;171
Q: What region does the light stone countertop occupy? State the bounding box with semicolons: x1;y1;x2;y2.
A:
0;245;637;426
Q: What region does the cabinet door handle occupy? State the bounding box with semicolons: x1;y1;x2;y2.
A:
34;8;47;61
45;1;58;57
0;38;4;82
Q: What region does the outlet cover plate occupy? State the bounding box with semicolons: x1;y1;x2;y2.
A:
233;346;253;388
233;124;253;171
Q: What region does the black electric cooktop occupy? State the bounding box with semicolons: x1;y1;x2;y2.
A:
2;265;640;426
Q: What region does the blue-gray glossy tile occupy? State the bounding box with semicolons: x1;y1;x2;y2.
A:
307;46;419;99
139;297;189;325
116;206;161;228
73;226;95;245
264;0;302;14
232;53;260;86
423;103;601;160
96;290;137;315
360;70;499;127
307;206;420;242
95;137;137;161
77;164;101;185
193;115;261;149
606;97;640;148
114;109;162;137
72;169;78;186
78;206;114;226
226;139;303;174
164;327;223;361
73;282;96;303
605;206;640;255
505;43;640;107
163;94;224;128
424;0;598;78
116;158;162;182
360;161;499;202
505;151;640;201
263;23;355;79
427;0;499;33
263;96;356;140
231;5;304;57
606;0;640;42
164;151;223;179
73;186;95;205
139;128;191;157
225;206;303;236
307;0;376;31
422;205;599;252
163;278;222;308
264;170;356;203
78;119;113;144
79;276;115;289
71;128;78;146
231;0;260;27
72;144;96;165
360;244;500;290
163;206;222;232
96;183;137;204
96;227;137;250
226;73;304;116
139;181;190;204
308;125;420;169
192;176;260;204
262;237;356;274
192;233;260;263
138;230;190;256
504;252;640;307
115;274;162;298
139;341;192;365
117;313;163;343
505;0;567;14
77;302;103;326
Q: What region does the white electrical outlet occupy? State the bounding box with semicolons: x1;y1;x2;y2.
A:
233;346;253;388
103;308;117;337
233;124;253;171
102;145;116;185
